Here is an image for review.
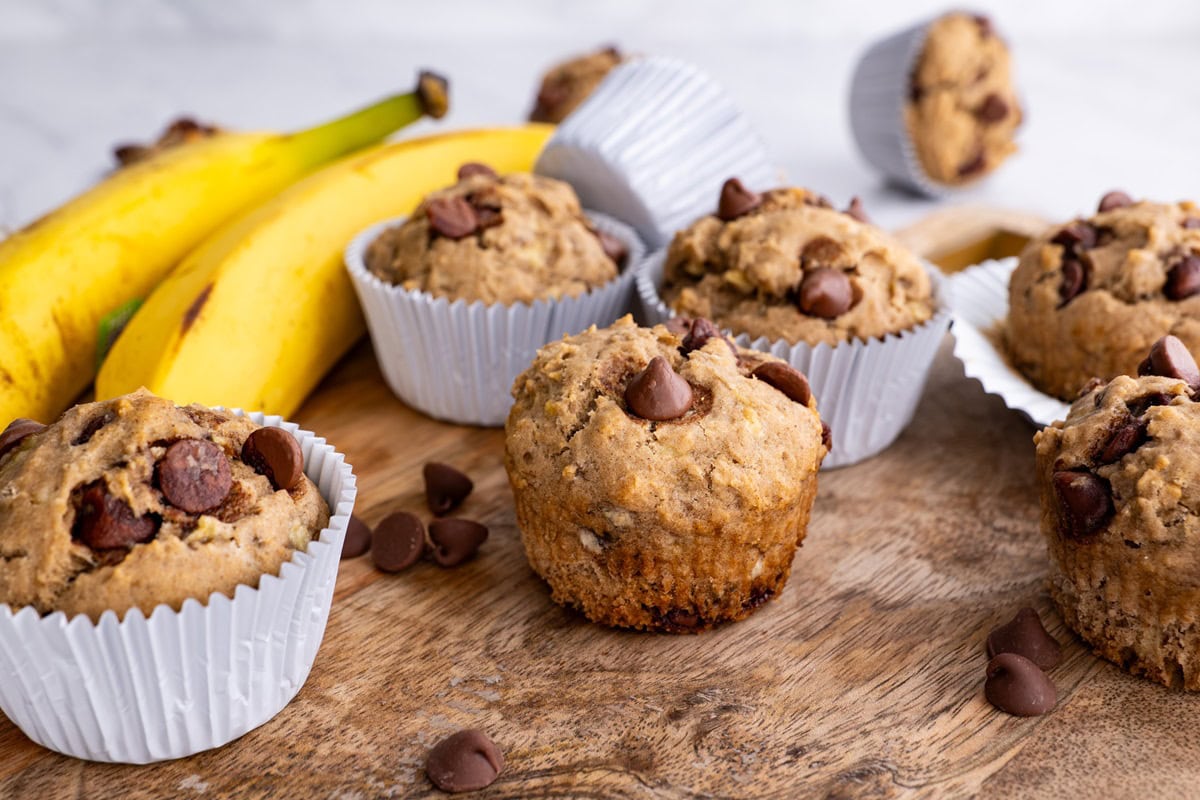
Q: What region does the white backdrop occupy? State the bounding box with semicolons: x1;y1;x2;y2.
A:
2;0;1198;230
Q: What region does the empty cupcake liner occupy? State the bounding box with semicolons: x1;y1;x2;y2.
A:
535;56;778;251
945;257;1070;427
0;413;356;763
638;250;951;469
345;212;645;427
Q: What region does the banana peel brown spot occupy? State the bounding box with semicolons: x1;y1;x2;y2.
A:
182;284;213;334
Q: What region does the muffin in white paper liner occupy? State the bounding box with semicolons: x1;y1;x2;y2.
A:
946;257;1071;427
638;250;951;469
345;212;645;427
0;412;356;764
535;56;777;250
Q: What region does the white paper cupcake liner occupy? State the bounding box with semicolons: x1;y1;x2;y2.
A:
946;257;1071;427
849;14;966;198
535;56;778;251
0;412;356;763
346;212;645;427
638;250;951;468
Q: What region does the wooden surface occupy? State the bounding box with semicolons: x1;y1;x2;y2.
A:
2;211;1197;799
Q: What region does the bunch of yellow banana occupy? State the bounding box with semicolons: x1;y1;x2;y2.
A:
95;124;554;417
0;72;449;427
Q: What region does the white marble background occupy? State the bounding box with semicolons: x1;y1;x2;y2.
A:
1;0;1198;231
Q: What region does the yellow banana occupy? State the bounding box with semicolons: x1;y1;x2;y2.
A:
95;124;554;417
0;72;448;427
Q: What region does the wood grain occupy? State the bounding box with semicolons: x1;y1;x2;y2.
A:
1;210;1196;799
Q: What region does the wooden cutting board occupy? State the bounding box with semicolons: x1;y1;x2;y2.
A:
4;207;1193;800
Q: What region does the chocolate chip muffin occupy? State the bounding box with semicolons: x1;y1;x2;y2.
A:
660;180;935;346
504;315;828;632
529;46;624;123
1008;192;1200;401
0;389;329;621
906;12;1021;185
364;166;624;306
1035;336;1200;689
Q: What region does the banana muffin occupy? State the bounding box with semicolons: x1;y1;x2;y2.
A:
364;167;624;306
504;315;828;632
1008;192;1200;401
0;389;329;621
660;180;935;346
1035;336;1200;689
529;46;624;123
906;12;1021;186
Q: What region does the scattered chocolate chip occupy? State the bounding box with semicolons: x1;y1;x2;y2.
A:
974;14;994;37
428;518;489;567
1127;392;1172;417
1058;258;1086;306
457;162;497;181
821;421;833;451
1098;190;1134;213
74;482;158;550
843;196;870;224
0;419;45;461
1051;222;1098;251
1097;417;1148;464
342;514;372;559
664;609;702;630
680;317;734;357
424;462;474;516
425;729;504;793
1052;470;1113;540
625;357;694;421
241;427;305;491
716;178;761;221
1137;335;1200;385
985;653;1056;716
664;317;691;335
473;205;503;230
908;81;925;104
986;607;1062;670
1076;376;1105;400
72;411;114;446
1183;217;1200;230
798;268;854;319
977;93;1009;123
595;229;628;268
805;193;835;209
372;511;427;573
1165;255;1200;301
158;439;232;513
426;196;479;239
957;151;987;178
752;362;812;406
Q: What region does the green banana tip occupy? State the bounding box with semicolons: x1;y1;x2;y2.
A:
417;70;450;120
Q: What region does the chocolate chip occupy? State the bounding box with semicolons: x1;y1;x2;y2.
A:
957;151;987;178
974;14;994;37
1183;217;1200;230
74;482;158;550
1058;258;1086;305
424;462;474;516
158;439;232;513
1165;255;1200;300
1127;392;1172;417
985;653;1056;716
801;236;845;265
752;362;812;406
425;729;504;793
1052;470;1113;540
595;229;628;269
1098;190;1134;212
241;427;305;491
426;196;479;239
1076;376;1106;400
1137;335;1200;385
428;518;489;567
457;162;497;181
341;514;372;559
798;268;854;319
844;196;870;224
977;93;1009;123
986;607;1062;670
372;511;427;573
72;411;114;446
0;419;45;461
680;317;735;357
664;317;691;335
625;357;694;421
1051;222;1098;251
1097;417;1148;464
821;421;833;451
716;178;761;221
473;205;503;230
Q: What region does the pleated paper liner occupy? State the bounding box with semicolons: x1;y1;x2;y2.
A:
535;56;777;251
345;212;645;428
638;250;951;469
945;257;1070;427
0;412;356;764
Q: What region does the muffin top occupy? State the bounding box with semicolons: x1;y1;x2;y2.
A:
529;46;624;123
661;180;935;345
0;389;329;621
905;12;1021;185
1007;193;1200;400
365;168;623;306
506;315;828;526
